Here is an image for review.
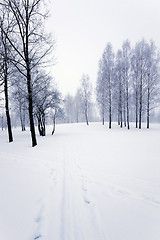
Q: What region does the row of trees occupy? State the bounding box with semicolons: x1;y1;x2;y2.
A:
96;39;160;129
62;39;160;128
0;71;94;140
0;0;62;146
63;74;98;125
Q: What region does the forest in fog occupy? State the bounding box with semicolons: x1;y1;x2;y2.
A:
64;39;160;129
0;0;160;147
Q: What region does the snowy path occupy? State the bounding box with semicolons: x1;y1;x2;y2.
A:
0;123;160;240
58;136;107;240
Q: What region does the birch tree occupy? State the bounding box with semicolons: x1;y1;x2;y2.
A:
131;40;149;129
80;74;92;125
145;41;160;128
122;40;131;129
115;50;123;128
75;88;83;123
102;43;114;129
96;59;108;125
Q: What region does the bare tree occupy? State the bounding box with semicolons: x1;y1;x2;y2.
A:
50;90;63;135
133;40;157;129
115;50;123;128
102;43;114;129
32;70;54;136
63;94;75;123
0;12;13;142
0;0;53;146
96;59;108;125
75;88;82;123
97;39;160;129
131;51;139;128
80;74;92;125
122;40;131;129
131;40;148;129
145;41;160;128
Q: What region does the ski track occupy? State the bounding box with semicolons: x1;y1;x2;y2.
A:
59;138;107;240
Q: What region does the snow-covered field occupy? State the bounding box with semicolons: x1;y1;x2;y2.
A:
0;122;160;240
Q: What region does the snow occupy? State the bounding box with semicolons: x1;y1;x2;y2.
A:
0;122;160;240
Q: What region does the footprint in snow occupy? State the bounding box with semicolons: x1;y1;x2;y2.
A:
84;199;91;204
35;216;42;223
83;191;92;205
34;235;42;239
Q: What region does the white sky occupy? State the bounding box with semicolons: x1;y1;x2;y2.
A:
47;0;160;96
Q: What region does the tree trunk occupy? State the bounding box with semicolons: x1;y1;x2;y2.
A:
118;109;120;125
84;101;89;125
102;115;104;125
22;109;26;131
102;103;105;125
135;74;138;128
109;107;111;129
119;88;122;128
139;73;142;129
123;100;126;127
20;107;26;131
76;111;79;123
139;99;142;129
147;86;150;129
27;70;37;145
118;117;120;125
1;27;13;142
52;114;56;135
37;113;45;136
85;109;89;125
4;62;13;143
109;79;112;129
38;119;41;135
135;90;138;128
26;10;37;146
126;78;130;130
1;116;4;131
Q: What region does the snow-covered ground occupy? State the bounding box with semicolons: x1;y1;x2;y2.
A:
0;122;160;240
